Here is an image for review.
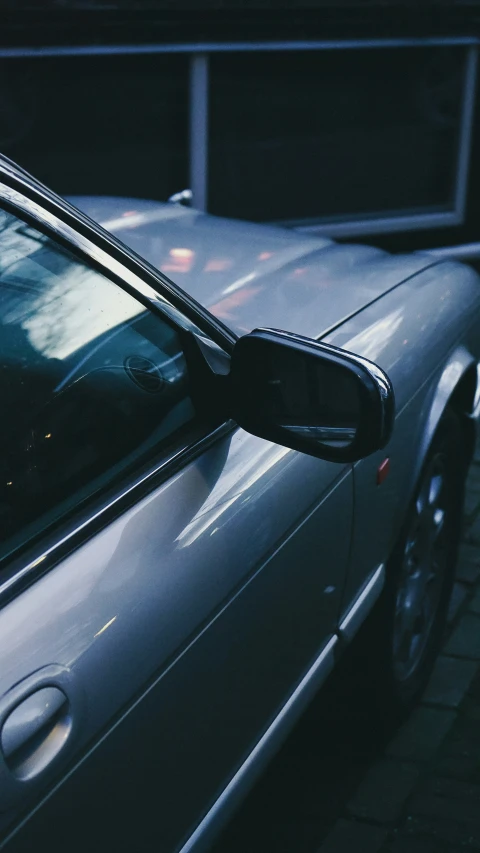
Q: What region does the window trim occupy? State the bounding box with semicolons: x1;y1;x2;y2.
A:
0;159;237;354
0;36;477;59
0;420;236;608
0;178;236;605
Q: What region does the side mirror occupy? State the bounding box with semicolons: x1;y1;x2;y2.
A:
228;328;394;463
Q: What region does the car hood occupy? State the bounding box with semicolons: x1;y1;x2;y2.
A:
68;196;436;340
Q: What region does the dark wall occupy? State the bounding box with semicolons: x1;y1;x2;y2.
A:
2;0;480;254
2;2;480;49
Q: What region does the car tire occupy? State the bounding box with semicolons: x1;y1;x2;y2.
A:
372;408;467;715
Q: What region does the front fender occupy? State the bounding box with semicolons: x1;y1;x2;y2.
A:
327;258;480;616
413;345;478;489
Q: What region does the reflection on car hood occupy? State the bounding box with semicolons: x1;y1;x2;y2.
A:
68;196;436;340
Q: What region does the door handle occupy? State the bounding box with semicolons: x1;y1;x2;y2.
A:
0;665;83;810
1;686;70;781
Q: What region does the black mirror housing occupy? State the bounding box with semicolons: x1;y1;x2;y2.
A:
227;328;395;463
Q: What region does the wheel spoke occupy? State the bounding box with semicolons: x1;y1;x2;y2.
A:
428;470;444;508
432;507;445;544
416;484;429;516
393;450;451;682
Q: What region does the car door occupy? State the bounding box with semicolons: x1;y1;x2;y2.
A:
0;181;353;853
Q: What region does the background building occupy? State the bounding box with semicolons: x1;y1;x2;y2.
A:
2;0;480;253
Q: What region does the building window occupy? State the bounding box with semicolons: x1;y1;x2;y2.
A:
208;46;468;229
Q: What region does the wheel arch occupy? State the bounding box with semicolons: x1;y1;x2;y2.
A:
412;346;478;494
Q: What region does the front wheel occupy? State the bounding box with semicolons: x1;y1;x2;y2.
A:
375;409;467;713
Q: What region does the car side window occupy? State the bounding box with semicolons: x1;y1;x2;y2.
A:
0;208;202;564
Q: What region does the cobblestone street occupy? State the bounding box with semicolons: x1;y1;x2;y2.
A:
213;435;480;853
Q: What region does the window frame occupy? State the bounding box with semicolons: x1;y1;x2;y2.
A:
206;42;478;236
0;37;477;238
0;161;236;605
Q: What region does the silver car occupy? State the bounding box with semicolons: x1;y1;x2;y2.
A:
0;155;479;853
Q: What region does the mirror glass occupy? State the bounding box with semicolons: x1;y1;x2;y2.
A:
257;345;361;449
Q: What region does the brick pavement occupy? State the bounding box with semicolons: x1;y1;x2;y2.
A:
319;442;480;853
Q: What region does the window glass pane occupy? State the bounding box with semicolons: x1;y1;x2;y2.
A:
0;54;188;200
0;210;197;563
209;47;465;224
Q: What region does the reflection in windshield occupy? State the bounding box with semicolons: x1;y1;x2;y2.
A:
1;214;143;360
23;266;143;360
